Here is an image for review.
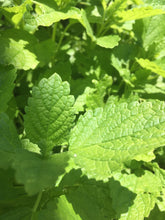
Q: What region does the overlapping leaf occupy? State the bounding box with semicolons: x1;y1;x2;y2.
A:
136;58;165;78
0;113;22;169
69;101;165;179
0;65;16;112
0;29;39;70
117;6;165;22
24;73;75;155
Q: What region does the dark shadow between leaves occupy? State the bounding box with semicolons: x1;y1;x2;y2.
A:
38;169;136;220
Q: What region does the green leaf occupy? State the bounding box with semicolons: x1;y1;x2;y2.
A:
147;205;165;220
0;207;31;220
2;0;31;26
138;14;165;50
0;113;22;169
119;193;156;220
0;29;39;70
117;6;165;22
0;65;16;113
106;0;128;19
114;170;162;194
74;74;112;112
34;39;56;67
136;58;165;78
69;101;165;180
24;73;75;156
0;168;34;219
96;35;121;49
79;9;94;40
12;150;70;195
34;3;81;27
36;173;121;220
36;195;81;220
21;139;41;154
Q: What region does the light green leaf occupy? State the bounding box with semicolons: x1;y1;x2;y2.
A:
0;113;22;169
34;3;81;26
136;58;165;78
111;53;133;87
0;65;16;113
34;2;95;40
2;0;31;26
0;29;39;70
69;101;165;180
114;170;162;194
79;9;94;40
21;139;41;154
96;35;121;49
119;193;156;220
118;6;165;22
74;74;112;112
36;195;81;220
24;73;75;156
139;14;165;50
106;0;128;18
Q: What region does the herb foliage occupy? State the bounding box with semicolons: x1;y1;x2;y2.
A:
1;0;165;219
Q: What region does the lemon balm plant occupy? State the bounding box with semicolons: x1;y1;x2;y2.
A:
1;0;165;219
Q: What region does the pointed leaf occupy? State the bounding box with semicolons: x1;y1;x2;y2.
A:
24;73;75;155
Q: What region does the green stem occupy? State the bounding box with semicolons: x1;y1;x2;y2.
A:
96;5;106;37
52;22;58;42
56;22;72;52
31;191;43;220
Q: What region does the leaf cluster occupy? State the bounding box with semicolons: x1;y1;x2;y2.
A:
1;0;165;219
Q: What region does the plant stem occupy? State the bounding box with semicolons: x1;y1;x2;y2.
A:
56;22;72;52
31;191;43;220
52;22;58;42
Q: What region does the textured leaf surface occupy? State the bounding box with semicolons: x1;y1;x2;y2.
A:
69;101;165;179
24;73;75;155
0;65;16;112
138;14;165;50
96;35;121;49
114;170;163;194
119;193;156;220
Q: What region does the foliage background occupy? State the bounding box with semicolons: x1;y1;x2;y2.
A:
1;0;165;219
